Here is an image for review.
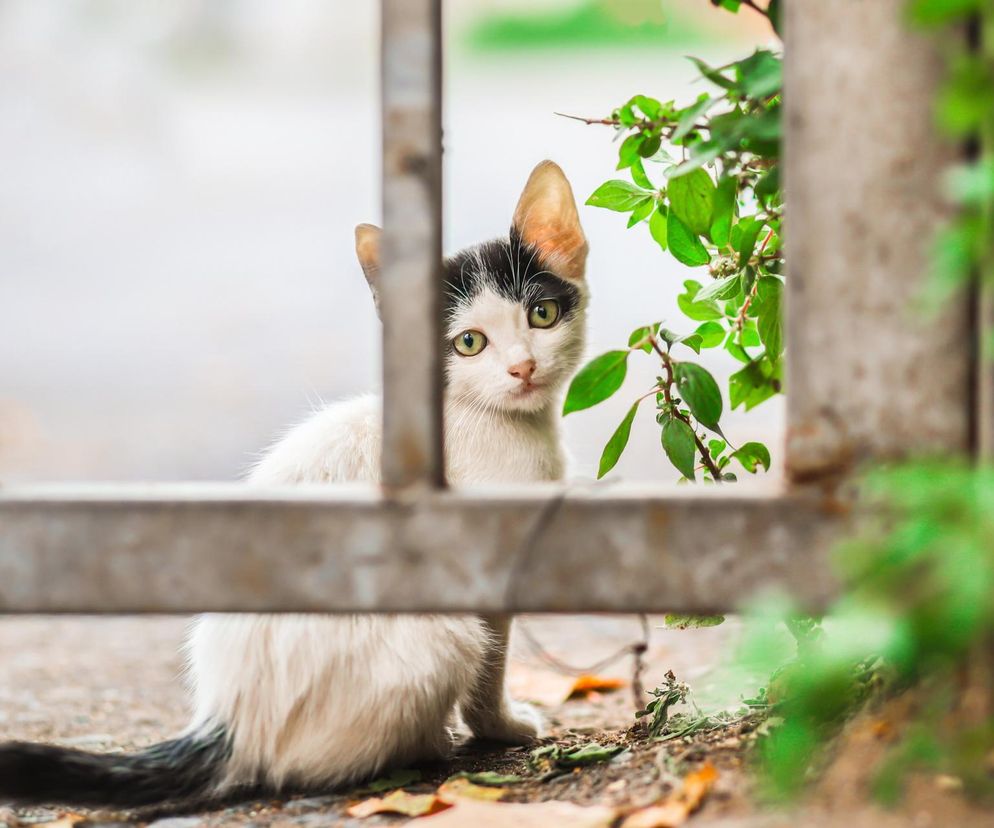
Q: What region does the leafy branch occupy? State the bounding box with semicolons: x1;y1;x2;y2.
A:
562;29;783;483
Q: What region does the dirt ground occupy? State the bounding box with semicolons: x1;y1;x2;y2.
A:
0;616;988;828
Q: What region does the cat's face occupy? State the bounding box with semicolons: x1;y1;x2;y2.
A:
356;160;588;415
440;235;585;413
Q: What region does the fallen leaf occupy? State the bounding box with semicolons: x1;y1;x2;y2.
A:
681;763;718;809
621;763;719;828
567;674;627;700
365;767;422;792
438;777;506;802
403;797;617;828
347;789;451;818
529;741;625;777
446;771;522;786
35;817;85;828
871;718;895;741
622;802;690;828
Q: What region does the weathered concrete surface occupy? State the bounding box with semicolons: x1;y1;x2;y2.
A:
785;0;971;480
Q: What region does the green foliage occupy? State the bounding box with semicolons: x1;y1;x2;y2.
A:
741;4;994;803
598;401;640;479
664;613;726;630
529;742;625;779
465;0;746;53
564;10;781;482
746;464;994;802
562;350;629;415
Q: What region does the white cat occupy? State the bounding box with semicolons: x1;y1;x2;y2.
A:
0;160;589;807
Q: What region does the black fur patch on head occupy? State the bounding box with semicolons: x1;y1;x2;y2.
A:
442;229;581;321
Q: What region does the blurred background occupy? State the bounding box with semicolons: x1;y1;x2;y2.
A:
0;0;777;485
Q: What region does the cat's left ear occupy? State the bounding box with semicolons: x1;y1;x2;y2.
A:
512;160;588;281
354;223;382;315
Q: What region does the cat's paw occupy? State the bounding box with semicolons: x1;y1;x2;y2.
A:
469;701;543;745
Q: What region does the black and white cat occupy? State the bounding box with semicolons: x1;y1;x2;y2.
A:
0;160;589;807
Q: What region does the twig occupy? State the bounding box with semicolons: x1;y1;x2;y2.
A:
553;112;619;126
554;111;711;136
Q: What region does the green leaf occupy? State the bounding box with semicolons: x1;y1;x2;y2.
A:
708;438;727;457
446;771;523;786
908;0;979;26
672;94;717;143
755;165;781;208
729;356;782;411
688;56;735;89
667;140;724;179
678;280;723;321
586;180;653;212
664;614;726;630
367;769;423;792
755;278;784;359
678;334;703;354
639;133;662;159
629;322;661;353
630;158;654;190
695;321;726;348
627;197;655;228
667;212;710;267
617;133;644;170
668;169;716;236
563;350;629;415
662;418;697;481
697;274;740;303
736;50;782;98
559;743;625;767
630;95;663;120
649;206;668;251
766;0;783;35
674;362;723;429
724;331;751;364
710;176;737;248
735;216;765;268
598;402;640;479
732;441;772;473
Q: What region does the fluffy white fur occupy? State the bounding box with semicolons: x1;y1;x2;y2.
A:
185;160;588;794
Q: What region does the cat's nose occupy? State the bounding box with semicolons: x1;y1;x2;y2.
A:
507;359;536;382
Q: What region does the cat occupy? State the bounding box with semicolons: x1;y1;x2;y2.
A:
0;160;589;808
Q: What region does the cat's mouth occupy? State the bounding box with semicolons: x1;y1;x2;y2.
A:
510;381;545;398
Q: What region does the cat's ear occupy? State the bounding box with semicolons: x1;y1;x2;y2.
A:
354;223;382;315
512;160;588;281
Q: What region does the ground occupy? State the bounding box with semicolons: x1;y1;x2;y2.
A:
0;617;988;827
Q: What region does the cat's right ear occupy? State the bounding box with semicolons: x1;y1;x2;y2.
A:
354;223;382;316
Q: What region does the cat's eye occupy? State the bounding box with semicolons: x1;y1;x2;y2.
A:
453;330;487;356
528;299;560;329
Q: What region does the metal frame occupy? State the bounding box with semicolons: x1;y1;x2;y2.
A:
0;0;977;614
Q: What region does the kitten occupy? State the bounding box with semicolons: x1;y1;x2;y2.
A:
0;160;589;807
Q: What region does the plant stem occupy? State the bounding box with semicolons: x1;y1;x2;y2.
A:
651;340;725;481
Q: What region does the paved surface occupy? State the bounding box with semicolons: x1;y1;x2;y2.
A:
0;614;747;824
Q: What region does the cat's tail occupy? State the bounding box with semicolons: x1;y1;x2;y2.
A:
0;726;231;808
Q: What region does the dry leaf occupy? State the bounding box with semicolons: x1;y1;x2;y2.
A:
567;674;627;700
621;802;690;828
438;777;506;802
681;762;718;809
35;816;85;828
621;763;719;828
347;788;451;818
404;797;617;828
